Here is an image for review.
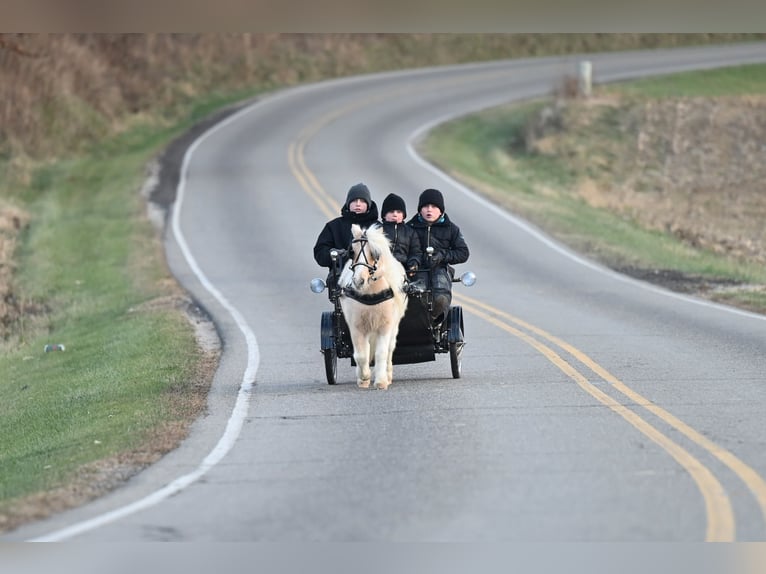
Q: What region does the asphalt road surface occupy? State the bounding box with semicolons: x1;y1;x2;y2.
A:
9;42;766;543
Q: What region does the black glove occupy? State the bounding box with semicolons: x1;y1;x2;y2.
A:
429;250;445;267
406;260;419;277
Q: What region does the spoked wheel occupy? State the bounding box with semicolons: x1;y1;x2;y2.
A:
447;306;465;379
323;348;338;385
321;311;338;385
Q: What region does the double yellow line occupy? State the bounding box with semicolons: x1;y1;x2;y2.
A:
455;291;766;541
289;76;766;542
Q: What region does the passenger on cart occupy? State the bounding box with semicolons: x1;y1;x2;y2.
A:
313;183;380;294
379;193;423;279
407;188;470;326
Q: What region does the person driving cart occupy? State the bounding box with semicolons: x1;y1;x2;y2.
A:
313;183;380;292
407;188;470;326
379;192;423;278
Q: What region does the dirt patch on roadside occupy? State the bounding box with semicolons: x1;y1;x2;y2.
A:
0;203;34;342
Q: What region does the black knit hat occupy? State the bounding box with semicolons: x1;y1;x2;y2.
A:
417;188;445;213
345;183;372;208
381;193;407;218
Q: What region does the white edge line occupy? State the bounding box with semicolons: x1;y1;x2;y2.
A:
407;115;766;323
30;101;265;543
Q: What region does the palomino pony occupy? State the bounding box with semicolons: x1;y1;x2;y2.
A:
338;224;408;390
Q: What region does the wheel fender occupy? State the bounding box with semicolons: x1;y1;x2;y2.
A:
321;311;336;350
447;306;464;343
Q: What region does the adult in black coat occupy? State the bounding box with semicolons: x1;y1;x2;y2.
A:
407;188;470;325
379;193;422;277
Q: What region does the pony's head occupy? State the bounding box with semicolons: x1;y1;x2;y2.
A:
346;224;392;290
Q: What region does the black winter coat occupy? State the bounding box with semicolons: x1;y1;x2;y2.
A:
380;221;423;269
407;213;469;292
313;202;380;269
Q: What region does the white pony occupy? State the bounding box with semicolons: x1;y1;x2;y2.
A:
339;224;408;390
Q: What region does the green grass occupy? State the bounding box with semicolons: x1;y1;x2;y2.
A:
0;87;262;515
0;143;191;503
420;65;766;307
606;63;766;98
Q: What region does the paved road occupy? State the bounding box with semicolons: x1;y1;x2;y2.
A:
9;42;766;542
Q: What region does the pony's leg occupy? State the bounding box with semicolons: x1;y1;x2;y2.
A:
386;324;400;384
351;331;371;388
373;331;393;390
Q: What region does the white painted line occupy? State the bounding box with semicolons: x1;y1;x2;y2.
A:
31;101;263;543
407;115;766;323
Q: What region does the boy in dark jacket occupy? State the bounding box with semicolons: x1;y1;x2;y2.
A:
407;188;470;325
313;182;379;268
313;183;379;294
379;193;422;278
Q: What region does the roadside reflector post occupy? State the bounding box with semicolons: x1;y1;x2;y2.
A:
579;60;592;98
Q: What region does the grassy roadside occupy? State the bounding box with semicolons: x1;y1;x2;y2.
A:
0;90;258;531
419;64;766;314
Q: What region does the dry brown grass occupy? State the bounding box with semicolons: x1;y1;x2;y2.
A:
2;34;762;161
526;93;766;267
0;200;34;341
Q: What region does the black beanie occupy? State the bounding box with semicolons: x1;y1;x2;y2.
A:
345;183;371;208
381;193;407;218
417;188;445;213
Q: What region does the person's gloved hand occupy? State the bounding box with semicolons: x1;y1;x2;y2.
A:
429;250;445;266
330;248;347;260
406;260;419;277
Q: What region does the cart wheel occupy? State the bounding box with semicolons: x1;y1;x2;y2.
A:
324;348;338;385
449;341;463;378
321;311;338;385
446;306;464;378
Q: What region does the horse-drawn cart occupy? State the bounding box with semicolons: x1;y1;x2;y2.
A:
311;244;476;386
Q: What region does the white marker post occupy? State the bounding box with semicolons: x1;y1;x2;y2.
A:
579;60;592;98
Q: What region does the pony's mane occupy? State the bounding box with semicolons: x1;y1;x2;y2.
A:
360;224;392;258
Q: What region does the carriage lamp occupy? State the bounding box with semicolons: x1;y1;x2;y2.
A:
459;271;477;287
310;278;327;293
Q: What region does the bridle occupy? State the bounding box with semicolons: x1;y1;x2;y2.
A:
341;230;397;305
349;235;379;282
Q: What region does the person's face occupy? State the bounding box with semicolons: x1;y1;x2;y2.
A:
384;210;404;223
420;204;441;223
348;198;368;214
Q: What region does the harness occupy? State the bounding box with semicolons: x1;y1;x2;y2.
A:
340;233;395;305
341;286;395;305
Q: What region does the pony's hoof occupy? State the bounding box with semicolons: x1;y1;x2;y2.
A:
374;380;390;390
357;379;370;389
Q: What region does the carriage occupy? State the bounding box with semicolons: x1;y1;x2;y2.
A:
310;231;476;386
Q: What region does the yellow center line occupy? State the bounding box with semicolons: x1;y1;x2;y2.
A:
456;297;734;542
456;291;766;533
288;68;517;217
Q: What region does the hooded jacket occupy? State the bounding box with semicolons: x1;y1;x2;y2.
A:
380;220;423;270
313;201;380;268
407;211;469;292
